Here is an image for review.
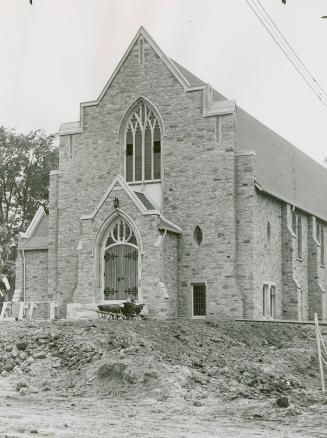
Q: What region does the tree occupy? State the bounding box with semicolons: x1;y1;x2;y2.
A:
0;127;58;296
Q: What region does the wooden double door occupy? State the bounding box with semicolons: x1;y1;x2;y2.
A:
104;244;138;300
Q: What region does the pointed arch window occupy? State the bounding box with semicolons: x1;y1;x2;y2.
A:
297;214;302;259
125;101;161;183
321;225;325;266
316;221;325;266
292;211;297;235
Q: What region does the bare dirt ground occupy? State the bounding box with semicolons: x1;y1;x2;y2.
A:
0;319;327;437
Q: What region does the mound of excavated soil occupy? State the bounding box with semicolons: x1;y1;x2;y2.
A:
0;319;322;408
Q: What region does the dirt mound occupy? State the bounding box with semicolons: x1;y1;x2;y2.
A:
0;319;322;407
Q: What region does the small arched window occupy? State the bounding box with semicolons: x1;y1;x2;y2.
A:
316;222;321;244
297;214;302;259
267;221;271;241
125;101;161;183
292;211;297;235
321;226;325;266
193;226;203;246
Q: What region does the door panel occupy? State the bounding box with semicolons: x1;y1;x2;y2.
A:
104;244;138;300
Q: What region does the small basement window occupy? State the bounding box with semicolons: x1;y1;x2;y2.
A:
192;284;206;317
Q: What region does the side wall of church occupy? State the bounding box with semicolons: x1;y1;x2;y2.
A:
281;205;309;320
253;192;283;318
235;152;256;318
307;216;327;320
162;231;178;317
55;37;243;318
240;185;327;322
47;170;59;302
252;196;327;321
24;250;48;302
14;253;23;295
317;224;327;319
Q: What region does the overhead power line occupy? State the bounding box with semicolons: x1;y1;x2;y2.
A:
246;0;327;108
255;0;327;100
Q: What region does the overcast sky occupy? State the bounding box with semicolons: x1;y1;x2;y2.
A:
0;0;327;165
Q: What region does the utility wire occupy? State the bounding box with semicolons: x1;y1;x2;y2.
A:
246;0;327;108
248;0;327;106
255;0;327;100
248;0;327;104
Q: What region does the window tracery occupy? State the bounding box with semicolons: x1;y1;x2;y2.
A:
125;101;161;183
105;218;137;249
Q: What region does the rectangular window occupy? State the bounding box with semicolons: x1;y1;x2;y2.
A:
269;285;276;318
262;284;269;317
192;284;206;317
263;283;276;319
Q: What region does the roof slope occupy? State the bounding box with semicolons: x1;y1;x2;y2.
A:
172;59;327;221
170;60;206;87
20;215;48;250
236;107;327;221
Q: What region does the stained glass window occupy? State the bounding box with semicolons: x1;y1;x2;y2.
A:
125;102;161;182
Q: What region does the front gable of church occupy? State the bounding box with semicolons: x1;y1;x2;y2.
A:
65;28;192;138
59;27;235;138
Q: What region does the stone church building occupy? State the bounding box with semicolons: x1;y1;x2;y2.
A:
14;27;327;320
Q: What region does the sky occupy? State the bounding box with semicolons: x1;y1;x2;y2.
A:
0;0;327;165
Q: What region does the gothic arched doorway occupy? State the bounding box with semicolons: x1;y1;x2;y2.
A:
102;217;138;301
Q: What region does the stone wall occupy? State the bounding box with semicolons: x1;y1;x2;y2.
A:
55;37;243;319
47;170;59;303
293;212;309;320
253;192;282;319
308;217;327;320
70;181;177;318
162;231;178;317
173;113;242;319
317;222;327;319
14;252;23;297
24;250;48;302
235;152;256;318
281;205;311;320
50;33;327;321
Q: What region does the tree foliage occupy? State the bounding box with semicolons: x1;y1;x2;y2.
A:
0;127;58;283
